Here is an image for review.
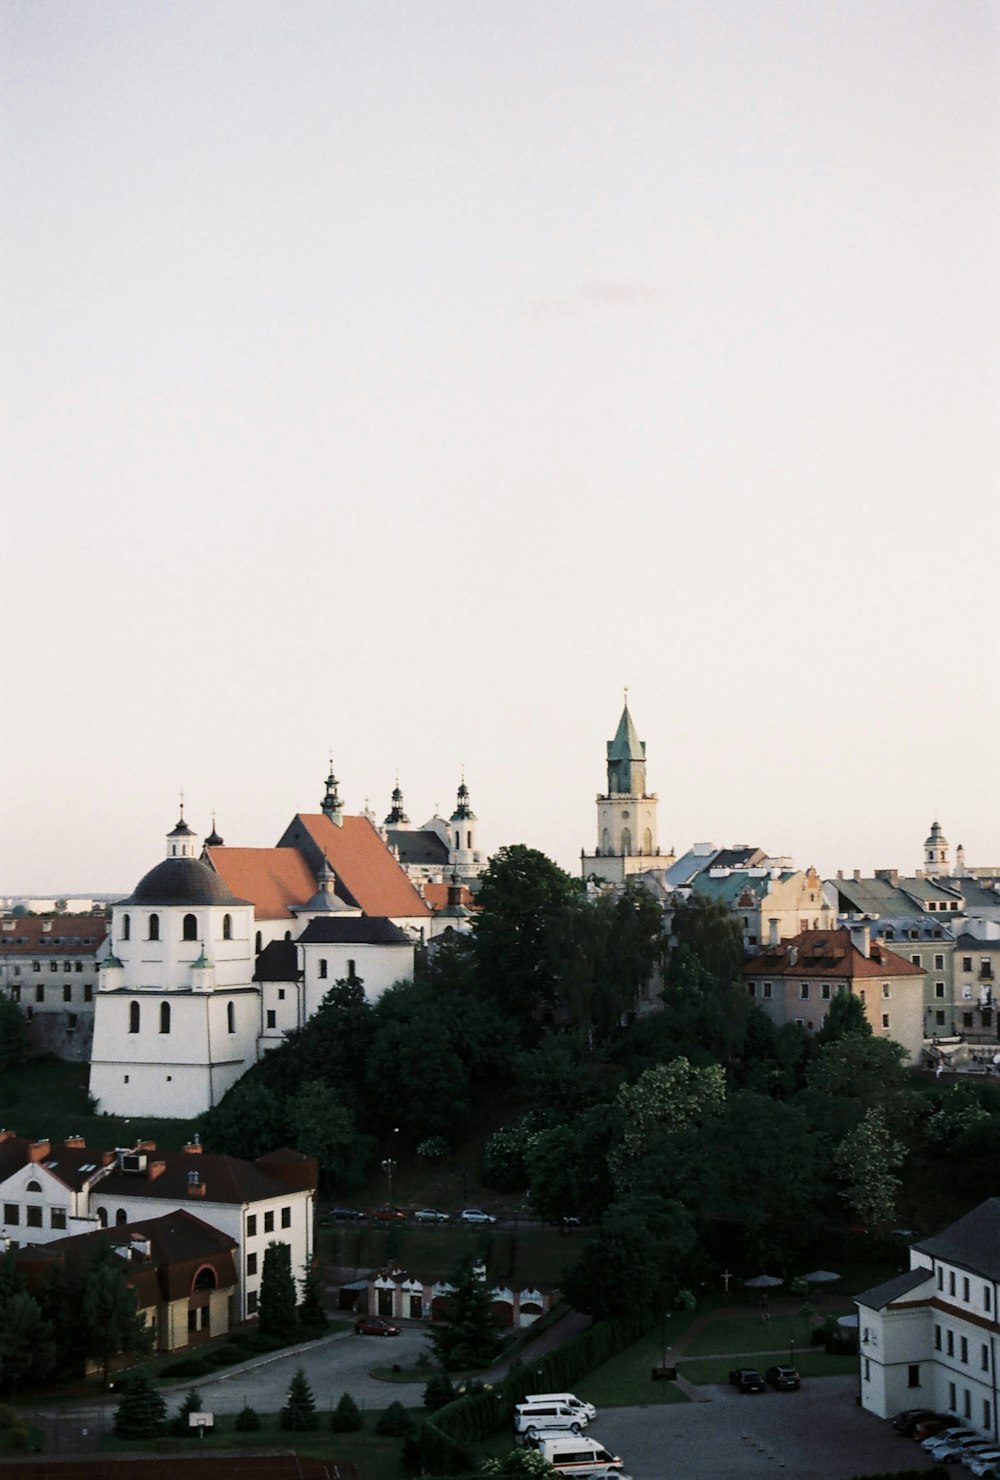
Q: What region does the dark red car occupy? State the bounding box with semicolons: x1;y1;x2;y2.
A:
370;1205;407;1222
354;1316;400;1337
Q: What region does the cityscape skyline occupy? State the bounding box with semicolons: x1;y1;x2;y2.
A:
3;1;997;895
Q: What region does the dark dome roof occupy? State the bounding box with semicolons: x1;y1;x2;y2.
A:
123;857;248;908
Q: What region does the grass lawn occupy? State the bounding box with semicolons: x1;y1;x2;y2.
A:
679;1348;857;1384
101;1407;418;1479
682;1311;827;1358
575;1312;704;1408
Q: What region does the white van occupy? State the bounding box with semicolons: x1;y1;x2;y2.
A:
524;1392;597;1421
513;1401;588;1438
538;1435;624;1474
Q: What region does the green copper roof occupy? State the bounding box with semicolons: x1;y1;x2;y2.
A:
608;704;644;762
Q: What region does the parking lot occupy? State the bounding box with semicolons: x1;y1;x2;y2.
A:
591;1377;940;1479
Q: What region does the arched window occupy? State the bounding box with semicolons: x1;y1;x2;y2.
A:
96;1207;108;1228
122;914;131;942
255;931;262;954
193;1266;217;1293
454;831;461;849
148;914;160;942
160;1002;171;1034
347;959;356;981
116;1208;127;1226
129;1001;140;1034
222;914;232;941
601;828;611;856
620;827;632;856
284;930;291;942
642;828;653;854
318;959;328;979
467;830;472;849
227;1001;235;1034
25;1179;41;1193
183;913;198;941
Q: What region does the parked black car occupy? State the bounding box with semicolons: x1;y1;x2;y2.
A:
765;1365;801;1391
892;1408;945;1436
729;1368;765;1393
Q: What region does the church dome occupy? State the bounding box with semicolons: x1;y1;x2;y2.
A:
124;857;247;908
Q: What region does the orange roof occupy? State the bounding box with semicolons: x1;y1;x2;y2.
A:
422;881;478;911
744;929;925;981
284;814;431;919
204;847;316;920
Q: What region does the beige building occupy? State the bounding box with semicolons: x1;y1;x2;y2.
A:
0;913;109;1061
743;925;926;1060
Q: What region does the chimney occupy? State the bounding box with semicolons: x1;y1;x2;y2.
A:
853;869;861;882
186;1169;206;1198
29;1140;51;1162
788;945;799;967
768;918;780;947
837;869;844;880
136;1140;157;1152
0;1130;16;1145
63;1136;86;1150
147;1160;167;1181
130;1234;152;1259
849;923;872;959
101;1150;116;1166
889;869;899;887
182;1136;203;1155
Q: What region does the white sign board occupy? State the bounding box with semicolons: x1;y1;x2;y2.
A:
189;1412;215;1428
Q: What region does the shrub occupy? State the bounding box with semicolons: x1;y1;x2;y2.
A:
280;1368;319;1431
376;1400;413;1437
423;1371;457;1411
169;1389;202;1437
159;1356;213;1378
235;1405;261;1432
330;1391;363;1432
205;1345;247;1366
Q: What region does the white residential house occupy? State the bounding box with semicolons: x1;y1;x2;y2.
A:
856;1200;1000;1440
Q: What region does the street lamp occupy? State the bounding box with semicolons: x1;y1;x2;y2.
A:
381;1157;397;1205
789;1335;796;1370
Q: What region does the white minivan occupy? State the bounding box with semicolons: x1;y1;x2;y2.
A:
514;1401;588;1439
538;1435;624;1474
524;1392;597;1421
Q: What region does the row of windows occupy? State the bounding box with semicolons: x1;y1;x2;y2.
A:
934;1324;991;1371
10;984;93;1004
317;959;356;979
245;1209;292;1238
120;913;235;943
2;1203;67;1229
935;1265;993;1311
128;1001;237;1034
2;960;87;974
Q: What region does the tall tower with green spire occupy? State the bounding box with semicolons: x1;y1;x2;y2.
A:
582;697;670;883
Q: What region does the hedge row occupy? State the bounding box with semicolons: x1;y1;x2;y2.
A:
420;1306;653;1474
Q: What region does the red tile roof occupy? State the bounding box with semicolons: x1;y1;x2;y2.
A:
281;814;431;919
422;881;477;911
203;847;317;920
0;915;108;956
744;929;925;980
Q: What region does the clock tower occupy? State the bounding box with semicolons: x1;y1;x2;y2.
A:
582;699;671;883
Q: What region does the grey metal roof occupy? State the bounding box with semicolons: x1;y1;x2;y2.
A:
298;917;411;946
855;1267;932;1311
253;940;301;982
122;857;249;909
387;828;450;866
913;1199;1000;1282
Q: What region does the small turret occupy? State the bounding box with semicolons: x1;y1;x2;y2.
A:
321;760;344;827
449;776;478;871
384;780;410;828
924;819;950;876
166;798;199;860
204;813;224;848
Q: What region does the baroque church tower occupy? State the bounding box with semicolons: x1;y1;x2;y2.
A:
582;699;673;884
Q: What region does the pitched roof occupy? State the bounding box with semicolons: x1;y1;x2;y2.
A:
253;940;301;982
30;1208;238;1305
608;703;644;762
913;1199;1000;1281
855;1267;933;1311
744;929;924;980
0;1134;110;1192
204;846;318;920
279;815;431;919
387;828;451;866
95;1148;316;1206
298;917;411;946
0;915;109;956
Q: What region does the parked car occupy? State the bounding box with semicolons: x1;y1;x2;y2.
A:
525;1393;598;1421
413;1208;450;1223
915;1416;955;1440
371;1205;407;1222
322;1206;365;1223
459;1207;497;1224
923;1428;976;1452
354;1316;400;1337
893;1408;946;1436
514;1401;587;1438
765;1365;800;1391
729;1368;765;1393
965;1451;1000;1476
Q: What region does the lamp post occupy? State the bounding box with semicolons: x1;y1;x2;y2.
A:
790;1335;796;1370
381;1157;397;1205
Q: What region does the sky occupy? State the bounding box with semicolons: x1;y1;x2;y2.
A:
2;0;998;896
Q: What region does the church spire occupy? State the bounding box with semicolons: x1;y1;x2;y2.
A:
384;776;410;827
321;757;344;827
607;700;646;795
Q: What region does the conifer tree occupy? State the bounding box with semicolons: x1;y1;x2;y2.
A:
297;1265;329;1333
170;1388;203;1436
259;1240;298;1340
280;1367;319;1431
330;1391;363;1432
427;1260;503;1371
113;1371;167;1438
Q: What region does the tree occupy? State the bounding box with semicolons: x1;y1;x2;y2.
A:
815;990;872;1046
235;1404;261;1431
801;1033;914;1143
525;1103;620;1225
669;894;745;987
79;1247;152;1388
198;1076;289;1160
422;1369;457;1410
834;1105;907;1229
563;1198;695;1320
611;1057;725;1189
259;1241;298;1341
113;1371;167;1438
428;1260;503;1371
330;1391;363;1431
481;1450;557;1475
286;1080;373;1192
473;846;581;1033
376;1399;413;1436
0;998;29;1072
280;1367;319;1431
170;1388;203;1437
0;1291;55;1394
297;1265;329;1333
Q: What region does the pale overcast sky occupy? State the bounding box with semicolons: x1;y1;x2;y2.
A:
2;0;998;896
